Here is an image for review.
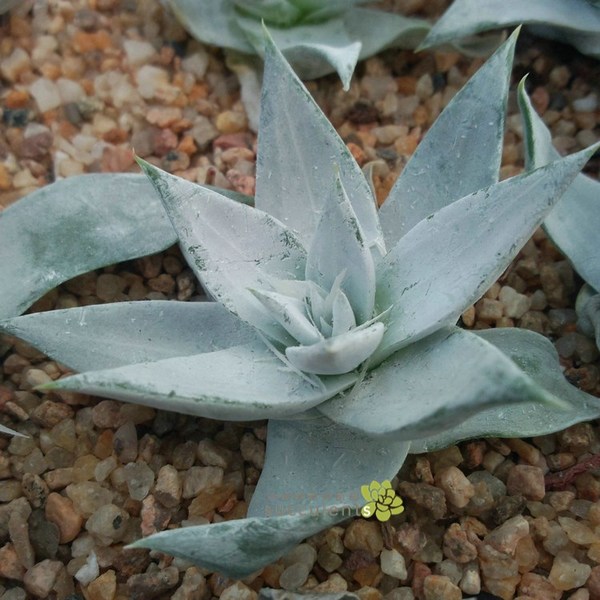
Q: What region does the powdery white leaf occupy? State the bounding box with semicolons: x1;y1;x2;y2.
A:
255;31;384;255
373;145;600;364
237;15;362;89
331;289;356;336
306;175;376;323
139;159;306;345
250;289;322;345
344;7;429;58
0;301;258;372
318;326;565;439
0;174;175;320
577;288;600;349
379;30;517;245
409;328;600;453
167;0;253;52
248;413;409;518
286;322;384;375
421;0;600;59
518;80;600;291
0;424;25;437
128;505;348;579
45;341;357;420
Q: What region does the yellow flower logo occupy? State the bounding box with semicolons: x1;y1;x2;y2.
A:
360;480;404;522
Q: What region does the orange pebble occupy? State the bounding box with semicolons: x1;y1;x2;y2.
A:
4;89;29;109
177;135;197;156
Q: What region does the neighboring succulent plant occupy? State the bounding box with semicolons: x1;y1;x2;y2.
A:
421;0;600;59
1;30;600;575
518;80;600;350
165;0;429;90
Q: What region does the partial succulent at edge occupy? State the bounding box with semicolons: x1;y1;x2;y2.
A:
1;30;600;575
518;79;600;351
421;0;600;60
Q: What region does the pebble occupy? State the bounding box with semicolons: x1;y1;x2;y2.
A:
422;575;461;600
499;285;531;318
113;421;138;463
23;560;63;598
484;515;529;554
280;563;311;590
65;482;114;518
380;548;407;579
84;569;116;600
124;461;155;501
172;567;208;600
398;482;446;519
240;433;265;469
127;566;179;599
1;48;30;82
507;465;546;501
548;551;591;590
434;466;474;508
344;521;384;558
123;39;157;66
85;504;130;544
28;78;62;113
183;466;224;499
518;572;561;600
154;464;182;508
0;542;26;581
558;516;598;545
74;550;99;585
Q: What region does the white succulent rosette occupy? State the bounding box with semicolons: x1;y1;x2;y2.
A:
1;30;600;574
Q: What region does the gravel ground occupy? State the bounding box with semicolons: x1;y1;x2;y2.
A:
1;1;600;599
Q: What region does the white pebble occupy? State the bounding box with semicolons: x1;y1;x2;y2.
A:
29;77;62;112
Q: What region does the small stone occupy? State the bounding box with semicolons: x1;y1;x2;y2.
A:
558;516;598;545
181;51;209;78
507;465;546;501
312;573;348;593
573;93;598;112
443;523;477;563
1;47;30;82
96;273;127;301
127;566;179;600
183;466;224;499
380;548;407;579
476;298;503;321
84;569;117;600
92;400;121;428
154;465;182;508
66;482;114;518
459;562;480;596
140;494;172;536
124;462;155;501
0;542;26;581
422;575;461;600
21;473;48;508
216;110;247;134
326;527;345;554
31;400;74;428
191;115;218;150
317;545;343;573
29;78;61;113
240;433;265;469
23;560;62;598
113;422;138;463
196;439;233;469
515;534;540;572
398;482;446;519
172;567;208;600
9;508;35;569
478;543;518;579
548;551;591;590
587;565;600;599
280;563;311;590
124;39;157;66
282;543;317;568
484;515;529;554
172;441;197;470
435;466;474;508
85;504;130;544
45;492;83;544
344;520;384;557
518;572;561;600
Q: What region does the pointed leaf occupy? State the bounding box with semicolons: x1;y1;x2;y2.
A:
373;145;600;364
238;16;362;89
409;328;600;453
139;160;306;344
0;301;258;372
379;30;517;245
255;31;385;254
45;342;357;420
331;289;356;336
286;322;384;375
306;175;376;323
0;174;176;320
577;289;600;349
421;0;600;59
319;327;565;440
518;80;600;291
0;424;24;437
167;0;253;52
344;7;429;58
128;505;348;579
248;413;409;517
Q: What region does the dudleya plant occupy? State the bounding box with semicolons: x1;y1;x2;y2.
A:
165;0;429;90
421;0;600;59
2;30;600;575
518;80;600;351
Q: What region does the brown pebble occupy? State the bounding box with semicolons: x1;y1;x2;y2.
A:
507;465;546;501
423;574;462;600
23;559;63;598
399;482;446;519
45;492;83;543
84;569;117;600
0;542;26;580
127;565;179;600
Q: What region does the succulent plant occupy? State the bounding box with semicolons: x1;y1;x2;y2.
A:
2;30;600;575
421;0;600;60
165;0;429;90
518;80;600;350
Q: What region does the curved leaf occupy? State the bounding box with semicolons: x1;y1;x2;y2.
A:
379;30;517;245
318;327;565;440
344;7;429;58
167;0;254;52
237;15;362;89
255;30;385;255
0;174;176;320
577;288;600;349
0;301;258;372
518;80;600;290
0;424;24;437
128;504;348;579
373;145;600;364
248;413;409;517
306;175;375;323
421;0;600;59
286;322;384;375
410;328;600;453
43;342;357;420
138;159;306;345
